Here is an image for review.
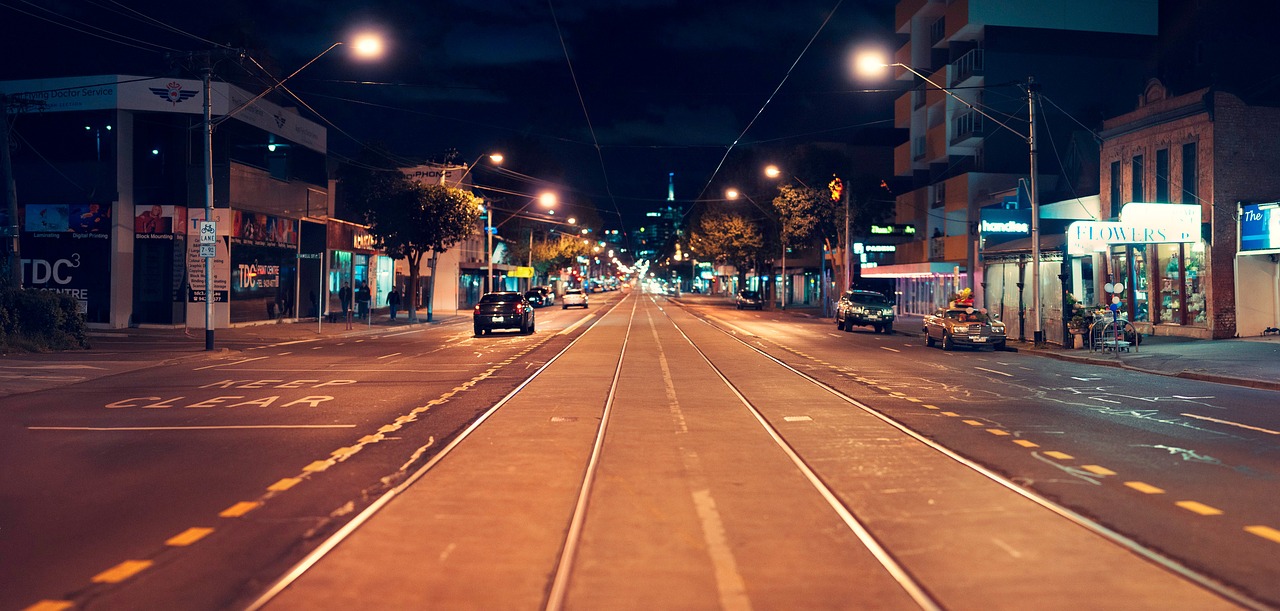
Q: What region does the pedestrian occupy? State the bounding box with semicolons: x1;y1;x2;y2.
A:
357;283;372;320
387;287;401;320
339;282;352;320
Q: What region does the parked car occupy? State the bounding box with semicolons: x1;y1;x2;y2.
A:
473;292;535;336
835;290;896;334
525;287;553;307
562;288;589;309
735;290;764;310
923;306;1007;350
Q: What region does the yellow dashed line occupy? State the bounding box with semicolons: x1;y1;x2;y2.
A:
166;527;214;546
923;404;940;410
1013;439;1039;448
1124;481;1165;494
377;424;400;434
962;419;983;427
92;560;153;583
331;445;362;460
941;411;960;417
1176;501;1223;516
890;391;905;397
358;434;384;444
303;460;333;472
268;477;302;491
1245;525;1280;544
1043;451;1074;460
23;600;73;611
877;386;893;392
219;502;262;518
1081;465;1116;476
905;397;922;403
987;429;1011;436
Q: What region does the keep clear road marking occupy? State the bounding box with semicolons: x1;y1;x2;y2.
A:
1181;412;1280;435
973;366;1013;377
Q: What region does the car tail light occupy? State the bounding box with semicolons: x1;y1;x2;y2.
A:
473;304;481;314
515;303;525;313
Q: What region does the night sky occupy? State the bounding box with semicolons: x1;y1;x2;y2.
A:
2;0;899;233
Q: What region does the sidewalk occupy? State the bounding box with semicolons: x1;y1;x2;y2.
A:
675;292;1280;393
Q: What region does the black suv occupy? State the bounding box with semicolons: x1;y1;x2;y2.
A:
835;290;895;334
473;292;535;336
735;290;764;310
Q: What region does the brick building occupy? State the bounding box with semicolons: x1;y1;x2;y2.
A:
1096;82;1280;339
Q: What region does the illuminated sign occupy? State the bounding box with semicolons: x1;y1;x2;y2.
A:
981;219;1029;233
870;224;916;235
1240;202;1280;253
1067;203;1200;255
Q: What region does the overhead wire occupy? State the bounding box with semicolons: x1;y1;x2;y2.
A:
0;0;171;53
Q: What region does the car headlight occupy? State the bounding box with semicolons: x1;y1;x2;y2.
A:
881;309;893;316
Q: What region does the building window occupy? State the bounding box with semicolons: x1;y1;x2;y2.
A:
1131;155;1144;202
1109;161;1121;212
1155;148;1169;202
1182;142;1198;203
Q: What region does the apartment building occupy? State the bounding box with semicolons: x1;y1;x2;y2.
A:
869;0;1157;318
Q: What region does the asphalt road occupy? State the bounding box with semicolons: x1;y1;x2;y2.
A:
3;289;1276;609
0;298;618;611
682;300;1280;608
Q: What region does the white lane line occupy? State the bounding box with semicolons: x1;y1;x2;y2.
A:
880;346;901;353
274;339;318;347
0;364;105;370
210;368;466;373
377;353;403;360
194;356;268;370
557;314;596;335
704;315;756;338
383;328;427;337
1181;413;1280;435
828;333;842;338
29;425;357;431
973;366;1013;377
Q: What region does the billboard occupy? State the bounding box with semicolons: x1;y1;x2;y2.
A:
1240;202;1280;253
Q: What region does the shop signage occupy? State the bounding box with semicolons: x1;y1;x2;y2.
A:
510;266;534;278
1240;202;1280;253
1067;203;1201;255
870;224;916;236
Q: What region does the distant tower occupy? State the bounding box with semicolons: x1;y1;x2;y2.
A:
667;172;675;201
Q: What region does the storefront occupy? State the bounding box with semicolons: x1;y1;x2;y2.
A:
132;205;187;325
327;220;382;318
1235;201;1280;335
20;203;114;323
1068;202;1209;339
229;210;298;323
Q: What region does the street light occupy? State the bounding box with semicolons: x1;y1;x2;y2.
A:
456;152;503;186
726;187;779;304
199;35;383;350
858;53;1044;344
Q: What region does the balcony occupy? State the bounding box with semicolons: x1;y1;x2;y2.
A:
894;93;913;129
950;48;984;87
950;110;988;146
894;0;929;33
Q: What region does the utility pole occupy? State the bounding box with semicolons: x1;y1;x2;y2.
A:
0;94;20;289
202;65;216;350
1028;77;1043;346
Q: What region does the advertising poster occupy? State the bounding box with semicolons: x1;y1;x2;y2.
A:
135;204;187;236
186;208;230;303
1240;203;1280;253
20;203;112;322
230;211;298;322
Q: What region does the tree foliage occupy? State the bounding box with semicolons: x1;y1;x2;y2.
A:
772;184;829;248
689;210;764;271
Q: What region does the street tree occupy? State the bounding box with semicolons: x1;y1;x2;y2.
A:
346;169;482;321
689;210;764;290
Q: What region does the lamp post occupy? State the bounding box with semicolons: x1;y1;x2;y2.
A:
860;56;1043;344
456;152;503;186
763;165;811;310
726;187;780;305
199;35;383;350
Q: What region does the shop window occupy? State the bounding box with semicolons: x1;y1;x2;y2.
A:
1132;247;1148;322
1109;162;1121;210
1185;242;1206;325
1157;243;1182;324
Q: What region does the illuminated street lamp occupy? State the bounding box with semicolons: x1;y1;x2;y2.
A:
858;53;1044;344
200;33;383;350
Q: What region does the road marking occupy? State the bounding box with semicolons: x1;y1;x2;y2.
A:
276;352;292;356
1176;501;1224;516
166;527;214;546
1044;451;1074;460
1180;413;1279;435
1125;481;1165;494
941;411;960;417
92;560;152;583
1071;376;1102;381
880;346;900;353
987;429;1011;436
377;352;402;359
29;425;356;431
783;416;812;422
1013;439;1039;448
558;314;596;335
22;601;73;611
268;478;303;491
0;364;104;370
304;460;333;472
1245;525;1280;544
691;488;751;610
962;420;983;426
923;404;940;410
973;366;1012;377
219;502;262;517
194;356;268;371
904;397;922;403
274;339;318;346
1081;465;1116;476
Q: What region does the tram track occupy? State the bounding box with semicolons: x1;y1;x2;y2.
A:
249;293;1249;610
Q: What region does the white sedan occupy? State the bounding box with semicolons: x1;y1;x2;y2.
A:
561;288;589;309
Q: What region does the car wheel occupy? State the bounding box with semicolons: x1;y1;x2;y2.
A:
562;305;568;309
474;326;483;337
942;333;954;351
925;331;935;347
993;340;1006;351
883;322;894;335
836;317;844;330
872;324;882;334
843;316;854;332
